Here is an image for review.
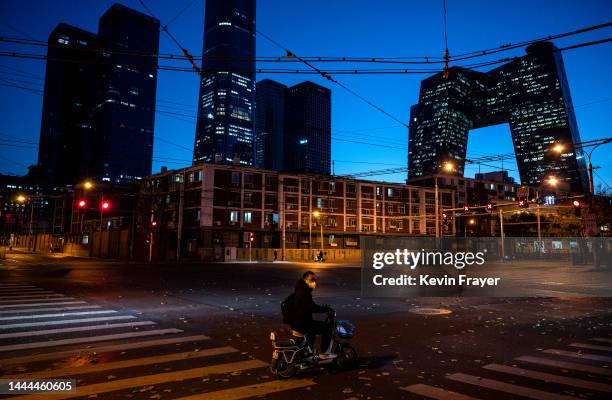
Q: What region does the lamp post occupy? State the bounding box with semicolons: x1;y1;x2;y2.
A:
535;175;559;247
435;162;455;238
551;142;611;195
465;217;476;238
313;210;323;252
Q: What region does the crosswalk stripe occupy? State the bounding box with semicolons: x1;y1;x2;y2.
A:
516;356;612;377
591;337;612;344
400;383;479;400
0;293;64;299
0;315;135;329
0;301;86;309
5;359;268;400
0;285;36;288
0;308;107;319
174;379;316;400
0;289;48;293
447;372;580;400
4;346;239;379
0;296;72;304
0;320;155;340
570;342;612;352
0;334;209;366
483;363;612;393
543;348;612;362
0;328;183;353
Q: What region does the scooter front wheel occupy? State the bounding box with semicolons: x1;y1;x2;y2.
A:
334;343;357;370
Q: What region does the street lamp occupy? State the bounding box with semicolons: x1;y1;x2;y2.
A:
465;217;476;237
436;162;455;238
312;210;323;252
83;181;94;190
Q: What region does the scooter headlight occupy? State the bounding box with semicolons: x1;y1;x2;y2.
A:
269;331;276;341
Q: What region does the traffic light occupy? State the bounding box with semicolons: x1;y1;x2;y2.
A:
151;221;157;227
573;200;581;217
77;199;87;208
463;205;470;213
100;200;111;211
249;232;254;242
486;203;495;213
517;199;529;208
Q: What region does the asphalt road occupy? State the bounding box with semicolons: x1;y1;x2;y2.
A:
0;251;611;399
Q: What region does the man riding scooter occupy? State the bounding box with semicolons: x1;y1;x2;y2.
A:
291;271;336;359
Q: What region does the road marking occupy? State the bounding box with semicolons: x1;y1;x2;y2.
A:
400;383;479;400
447;372;580;400
0;315;135;329
483;363;612;393
592;337;612;344
0;289;49;294
543;348;612;363
0;296;72;304
0;328;183;352
5;346;239;379
0;334;209;366
0;293;63;298
516;356;612;376
5;359;267;400
0;285;36;288
0;301;86;309
0;320;155;340
570;342;612;352
0;306;104;317
174;379;316;400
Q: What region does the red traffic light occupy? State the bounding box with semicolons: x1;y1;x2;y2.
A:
151;221;157;227
572;200;581;208
100;200;111;210
77;199;87;208
517;200;529;208
249;232;254;242
486;203;494;212
463;205;470;212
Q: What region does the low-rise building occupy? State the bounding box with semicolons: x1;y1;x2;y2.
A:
138;164;455;260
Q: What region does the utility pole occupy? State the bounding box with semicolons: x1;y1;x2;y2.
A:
499;208;505;259
434;176;440;238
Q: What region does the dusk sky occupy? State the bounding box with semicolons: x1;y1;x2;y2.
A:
0;0;610;189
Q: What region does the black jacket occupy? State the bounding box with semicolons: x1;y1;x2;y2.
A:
291;279;327;332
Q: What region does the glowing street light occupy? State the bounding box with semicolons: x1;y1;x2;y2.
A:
443;162;455;172
546;176;559;187
469;218;476;225
16;195;26;203
312;210;323;252
551;144;564;154
83;181;94;190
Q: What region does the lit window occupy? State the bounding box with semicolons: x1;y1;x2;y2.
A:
230;211;239;222
244;212;252;223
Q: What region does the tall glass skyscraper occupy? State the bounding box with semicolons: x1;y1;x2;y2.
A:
38;4;159;186
193;0;256;166
408;42;588;192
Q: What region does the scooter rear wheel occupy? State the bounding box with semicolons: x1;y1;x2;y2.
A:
273;357;297;379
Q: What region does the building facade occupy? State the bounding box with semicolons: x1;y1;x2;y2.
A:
408;42;588;192
255;79;332;174
37;4;159;186
139;164;454;260
193;0;256;166
255;79;286;170
284;81;332;175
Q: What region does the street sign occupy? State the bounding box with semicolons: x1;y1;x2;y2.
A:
517;186;529;198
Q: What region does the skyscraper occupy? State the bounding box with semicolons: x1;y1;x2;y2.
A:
95;4;160;183
255;79;286;170
38;24;101;186
37;4;159;186
408;42;588;192
193;0;256;166
284;81;332;175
